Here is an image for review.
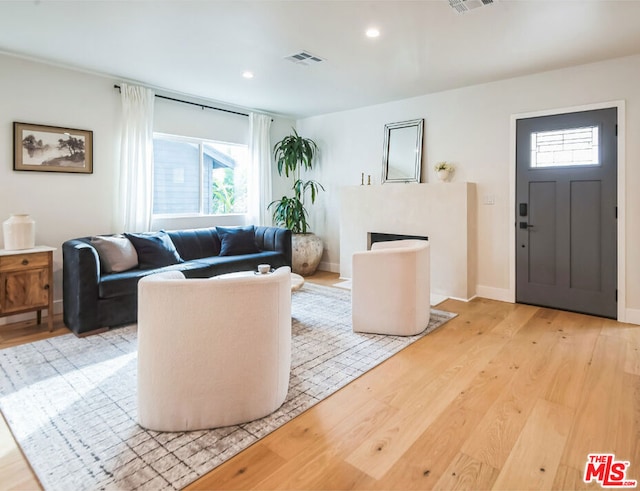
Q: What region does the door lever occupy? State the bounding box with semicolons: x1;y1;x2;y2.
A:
519;222;534;229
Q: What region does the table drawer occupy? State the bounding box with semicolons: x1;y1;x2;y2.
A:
0;252;49;272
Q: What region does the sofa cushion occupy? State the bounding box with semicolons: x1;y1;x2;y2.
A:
124;231;183;269
217;226;260;256
167;228;221;260
91;235;139;273
98;261;206;299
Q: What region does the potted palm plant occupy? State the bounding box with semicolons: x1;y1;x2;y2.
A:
269;129;325;276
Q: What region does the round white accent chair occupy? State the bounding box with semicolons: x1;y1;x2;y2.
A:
352;239;430;336
137;266;292;432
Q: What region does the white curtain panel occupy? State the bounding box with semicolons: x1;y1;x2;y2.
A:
247;112;273;226
118;83;155;232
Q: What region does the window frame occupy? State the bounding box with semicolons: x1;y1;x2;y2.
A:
152;132;248;218
529;125;601;169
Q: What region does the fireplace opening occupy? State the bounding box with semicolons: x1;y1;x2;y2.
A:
368;232;429;249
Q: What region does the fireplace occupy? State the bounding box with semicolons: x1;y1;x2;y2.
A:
339;182;477;300
368;232;428;249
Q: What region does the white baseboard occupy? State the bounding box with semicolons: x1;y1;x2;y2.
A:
318;261;340;273
475;285;513;303
474;286;640;325
623;308;640;325
431;293;450;306
447;294;475;303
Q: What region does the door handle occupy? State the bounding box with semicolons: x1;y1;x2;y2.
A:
519;222;534;229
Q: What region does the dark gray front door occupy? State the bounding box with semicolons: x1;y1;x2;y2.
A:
516;108;617;318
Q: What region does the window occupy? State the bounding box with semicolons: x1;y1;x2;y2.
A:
530;126;599;168
153;134;248;216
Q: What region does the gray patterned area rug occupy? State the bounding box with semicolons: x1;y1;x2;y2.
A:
0;283;456;491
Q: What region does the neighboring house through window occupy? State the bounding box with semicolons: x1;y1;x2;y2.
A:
152;133;248;216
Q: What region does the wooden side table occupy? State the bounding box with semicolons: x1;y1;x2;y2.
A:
0;246;56;332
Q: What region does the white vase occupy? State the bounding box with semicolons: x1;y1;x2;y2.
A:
292;233;323;276
437;169;451;182
2;214;36;250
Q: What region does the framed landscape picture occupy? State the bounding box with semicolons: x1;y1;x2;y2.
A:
14;122;93;174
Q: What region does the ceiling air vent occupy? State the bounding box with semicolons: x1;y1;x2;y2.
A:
285;51;325;66
449;0;495;14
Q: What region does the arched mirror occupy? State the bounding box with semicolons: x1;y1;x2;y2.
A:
381;118;424;183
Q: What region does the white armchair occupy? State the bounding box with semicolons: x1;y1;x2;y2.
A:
352;240;430;336
137;266;292;432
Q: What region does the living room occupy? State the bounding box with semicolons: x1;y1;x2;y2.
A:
1;1;640;490
0;5;639;322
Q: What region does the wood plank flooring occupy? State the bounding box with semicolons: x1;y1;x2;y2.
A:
1;271;638;490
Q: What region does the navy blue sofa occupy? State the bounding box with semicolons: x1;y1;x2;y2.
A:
62;226;292;336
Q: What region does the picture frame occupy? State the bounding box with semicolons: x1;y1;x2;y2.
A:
13;122;93;174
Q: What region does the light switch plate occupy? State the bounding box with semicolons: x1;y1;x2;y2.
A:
483;195;495;205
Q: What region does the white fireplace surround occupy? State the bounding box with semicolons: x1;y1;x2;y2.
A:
340;182;476;300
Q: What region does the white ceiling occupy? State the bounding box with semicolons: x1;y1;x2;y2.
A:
1;0;640;118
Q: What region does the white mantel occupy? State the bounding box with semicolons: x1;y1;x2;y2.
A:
340;182;477;300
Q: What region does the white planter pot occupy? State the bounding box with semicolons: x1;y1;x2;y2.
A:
292;233;323;276
436;169;451;182
2;214;36;250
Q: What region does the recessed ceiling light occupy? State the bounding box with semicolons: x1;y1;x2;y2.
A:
365;27;380;38
242;71;254;79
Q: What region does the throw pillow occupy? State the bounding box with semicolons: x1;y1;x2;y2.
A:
216;226;260;256
124;231;183;269
91;235;139;273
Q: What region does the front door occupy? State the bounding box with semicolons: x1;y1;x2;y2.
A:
515;108;617;318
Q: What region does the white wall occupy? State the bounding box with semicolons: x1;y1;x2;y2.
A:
0;54;120;317
0;53;293;319
296;54;640;319
4;51;639;321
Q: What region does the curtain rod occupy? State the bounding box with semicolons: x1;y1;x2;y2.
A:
113;84;249;118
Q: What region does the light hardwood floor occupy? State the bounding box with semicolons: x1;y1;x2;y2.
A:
1;271;638;490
